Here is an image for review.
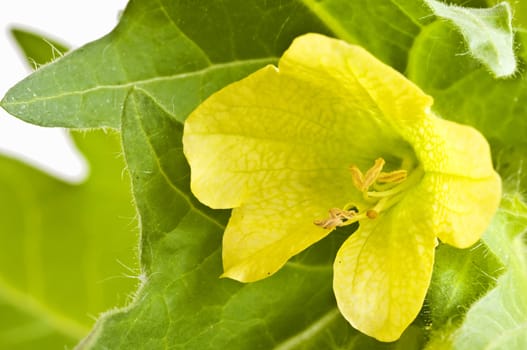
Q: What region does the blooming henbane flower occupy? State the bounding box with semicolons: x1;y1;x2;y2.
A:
183;33;501;341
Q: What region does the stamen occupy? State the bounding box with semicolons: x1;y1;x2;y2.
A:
362;158;385;190
314;207;362;229
377;169;407;184
350;166;365;192
315;157;422;230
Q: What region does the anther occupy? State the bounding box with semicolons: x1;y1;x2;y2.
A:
350;158;386;192
350;166;365;191
314;207;359;230
366;209;378;219
315;157;417;230
363;158;385;190
377;170;407;184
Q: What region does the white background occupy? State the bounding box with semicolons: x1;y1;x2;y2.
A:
0;0;128;182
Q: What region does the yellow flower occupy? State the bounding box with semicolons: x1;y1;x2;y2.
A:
183;33;501;341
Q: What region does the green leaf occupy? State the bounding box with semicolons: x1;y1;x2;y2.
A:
298;0;430;70
0;28;138;349
0;131;138;349
451;194;527;348
425;0;516;77
1;0;428;129
503;0;527;28
491;141;527;196
77;90;426;349
10;28;68;68
520;30;527;62
425;242;502;329
407;20;527;145
421;242;503;349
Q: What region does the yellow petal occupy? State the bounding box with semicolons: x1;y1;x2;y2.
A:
184;65;367;210
407;116;498;179
280;33;434;128
403;116;501;247
333;187;436;342
414;172;502;248
222;196;337;282
183;34;427;211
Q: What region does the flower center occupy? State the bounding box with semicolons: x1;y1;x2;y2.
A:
314;157;422;230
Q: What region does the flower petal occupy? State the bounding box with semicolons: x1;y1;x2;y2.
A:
413;172;501;248
403;116;501;247
222;194;338;282
280;33;434;128
333;188;436;342
407;117;498;179
183;34;426;211
183;65;367;210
